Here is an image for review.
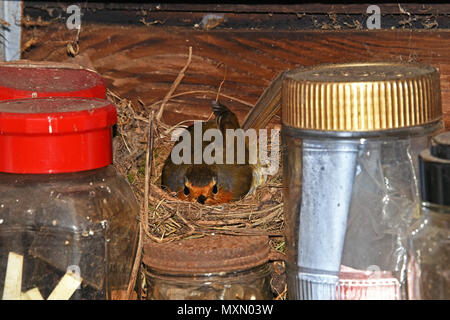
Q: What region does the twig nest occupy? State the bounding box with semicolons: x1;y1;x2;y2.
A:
108;90;284;244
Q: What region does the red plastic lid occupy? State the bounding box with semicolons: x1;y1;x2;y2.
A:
0;61;106;100
0;97;117;174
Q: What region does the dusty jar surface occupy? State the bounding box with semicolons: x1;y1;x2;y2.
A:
0;166;139;300
0;60;106;99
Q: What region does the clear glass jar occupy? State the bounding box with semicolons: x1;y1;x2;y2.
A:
145;264;272;300
143;234;273;300
0;166;138;300
281;62;443;300
283;126;440;300
0;97;139;300
407;131;450;300
407;204;450;300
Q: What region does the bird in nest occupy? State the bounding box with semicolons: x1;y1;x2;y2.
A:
161;101;262;205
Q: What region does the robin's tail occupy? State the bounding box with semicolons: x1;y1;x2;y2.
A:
212;100;240;132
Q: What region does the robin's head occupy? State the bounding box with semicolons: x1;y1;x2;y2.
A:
176;166;233;205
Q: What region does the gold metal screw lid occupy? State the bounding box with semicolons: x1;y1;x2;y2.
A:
282;62;442;132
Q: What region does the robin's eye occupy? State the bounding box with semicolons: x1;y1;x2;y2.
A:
212;184;218;194
184;186;190;195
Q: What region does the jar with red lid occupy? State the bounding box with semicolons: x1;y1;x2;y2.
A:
143;235;273;300
0;97;139;300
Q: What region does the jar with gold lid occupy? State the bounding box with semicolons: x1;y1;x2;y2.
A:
143;235;273;300
281;62;443;300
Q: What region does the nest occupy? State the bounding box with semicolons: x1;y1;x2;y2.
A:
108;89;285;246
108;69;287;299
107;46;284;250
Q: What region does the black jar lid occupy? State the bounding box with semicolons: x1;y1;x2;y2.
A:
419;131;450;206
143;234;270;273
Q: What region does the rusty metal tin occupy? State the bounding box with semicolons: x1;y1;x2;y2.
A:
143;235;270;273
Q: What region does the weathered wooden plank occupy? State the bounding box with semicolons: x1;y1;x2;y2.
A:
22;2;450;30
21;24;450;128
23;2;450;15
153;3;450;14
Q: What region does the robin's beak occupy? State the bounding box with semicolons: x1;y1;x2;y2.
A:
197;195;206;204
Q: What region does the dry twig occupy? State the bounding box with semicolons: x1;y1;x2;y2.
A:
156;46;193;121
126;111;154;299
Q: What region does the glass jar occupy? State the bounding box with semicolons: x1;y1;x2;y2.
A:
281;62;443;300
407;131;450;300
0;97;139;300
143;235;273;300
0;60;106;99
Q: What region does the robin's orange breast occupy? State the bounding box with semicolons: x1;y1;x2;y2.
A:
161;101;253;205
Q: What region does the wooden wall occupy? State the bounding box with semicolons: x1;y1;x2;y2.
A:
20;4;450;129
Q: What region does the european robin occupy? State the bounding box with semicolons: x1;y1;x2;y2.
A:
161;101;254;205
